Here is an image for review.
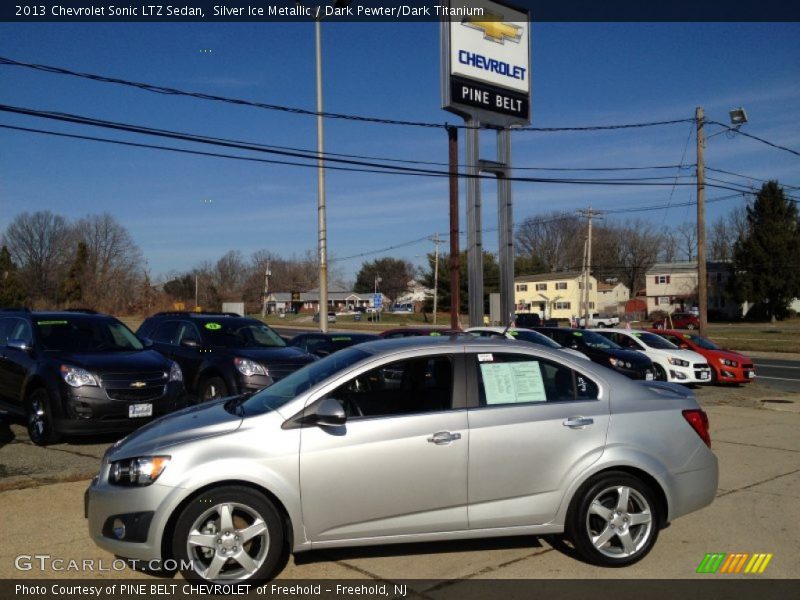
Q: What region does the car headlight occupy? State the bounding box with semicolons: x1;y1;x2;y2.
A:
668;358;690;367
168;361;183;382
718;358;738;367
609;357;620;367
108;456;170;486
234;357;267;377
60;365;99;387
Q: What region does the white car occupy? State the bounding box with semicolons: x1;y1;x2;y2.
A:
465;327;591;361
591;329;711;384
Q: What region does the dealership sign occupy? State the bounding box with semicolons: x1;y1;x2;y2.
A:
442;0;531;125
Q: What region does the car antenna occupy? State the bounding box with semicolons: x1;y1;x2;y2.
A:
502;312;514;336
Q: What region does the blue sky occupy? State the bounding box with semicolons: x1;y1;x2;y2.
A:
1;21;798;282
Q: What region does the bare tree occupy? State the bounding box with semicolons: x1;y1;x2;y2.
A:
660;230;679;262
74;213;144;313
676;221;698;261
616;220;662;294
4;210;71;303
515;212;584;272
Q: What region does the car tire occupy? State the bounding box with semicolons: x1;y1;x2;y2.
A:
172;486;286;583
26;388;61;446
653;364;667;381
710;368;719;385
566;471;660;567
199;377;229;402
686;323;696;330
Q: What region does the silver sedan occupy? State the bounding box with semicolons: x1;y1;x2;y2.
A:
86;336;718;582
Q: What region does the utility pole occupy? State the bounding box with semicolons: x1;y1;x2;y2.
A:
696;106;708;337
431;233;441;325
447;126;460;330
315;19;328;334
194;274;198;311
578;207;602;326
261;261;271;318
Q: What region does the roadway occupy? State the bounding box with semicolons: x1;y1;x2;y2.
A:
751;357;800;393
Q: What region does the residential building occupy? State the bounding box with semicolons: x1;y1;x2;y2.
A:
645;261;743;317
515;272;598;320
597;281;630;315
265;288;372;314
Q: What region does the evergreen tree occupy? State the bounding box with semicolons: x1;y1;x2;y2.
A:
730;181;800;321
60;241;89;307
0;245;27;307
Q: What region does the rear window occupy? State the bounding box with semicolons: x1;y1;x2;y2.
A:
199;319;286;348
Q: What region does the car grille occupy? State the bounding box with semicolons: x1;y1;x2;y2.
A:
99;370;168;402
693;363;709;369
266;361;312;382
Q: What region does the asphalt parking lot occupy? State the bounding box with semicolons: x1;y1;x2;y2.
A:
0;378;798;582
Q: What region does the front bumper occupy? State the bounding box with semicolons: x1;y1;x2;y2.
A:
55;382;186;435
665;364;711;384
715;364;756;383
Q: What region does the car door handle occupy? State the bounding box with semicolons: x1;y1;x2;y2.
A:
563;417;594;429
427;431;461;445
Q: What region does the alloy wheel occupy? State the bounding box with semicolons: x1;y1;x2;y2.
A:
585;485;653;559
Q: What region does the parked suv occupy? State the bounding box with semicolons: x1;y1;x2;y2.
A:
0;309;185;445
137;312;316;401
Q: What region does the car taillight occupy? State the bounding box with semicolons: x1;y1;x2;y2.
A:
682;409;711;448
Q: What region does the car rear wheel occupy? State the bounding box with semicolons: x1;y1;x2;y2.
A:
199;377;228;402
26;388;61;446
566;472;660;567
172;486;286;582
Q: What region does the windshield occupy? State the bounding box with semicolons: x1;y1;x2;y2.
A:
35;317;144;352
237;347;370;416
510;329;562;349
201;320;286;348
577;330;622;350
685;334;720;350
631;331;679;350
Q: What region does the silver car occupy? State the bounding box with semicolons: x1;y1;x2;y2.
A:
86;336;717;582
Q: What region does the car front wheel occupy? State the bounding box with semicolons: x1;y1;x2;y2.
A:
26;388;61;446
567;472;660;567
172;486;286;582
199;377;229;402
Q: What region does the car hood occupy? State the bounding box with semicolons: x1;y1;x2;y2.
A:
106;399;243;459
232;346;314;363
705;348;751;363
601;348;652;366
53;350;169;372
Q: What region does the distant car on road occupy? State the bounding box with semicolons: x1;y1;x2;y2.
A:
652;312;699;330
647;329;755;384
577;313;620;328
0;308;185;445
534;327;655;381
137;312;316;402
312;311;337;324
289;332;380;358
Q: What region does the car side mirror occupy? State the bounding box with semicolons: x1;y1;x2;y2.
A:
138;336;154;348
314;397;346;427
180;337;200;348
7;338;32;352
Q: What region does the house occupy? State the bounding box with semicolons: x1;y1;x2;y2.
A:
265;288;372;314
597;281;630;315
514;272;598;320
645;261;743;318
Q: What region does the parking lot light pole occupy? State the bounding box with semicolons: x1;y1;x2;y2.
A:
696;107;708;338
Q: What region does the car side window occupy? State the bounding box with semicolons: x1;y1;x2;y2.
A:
328;355;454;418
10;318;33;345
476;353;599;406
177;321;202;344
662;334;682;346
151;320;181;345
304;337;330;354
615;334;638;350
0;318;16;344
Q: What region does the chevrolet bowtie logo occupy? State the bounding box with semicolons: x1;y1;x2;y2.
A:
130;381;147;388
463;11;522;44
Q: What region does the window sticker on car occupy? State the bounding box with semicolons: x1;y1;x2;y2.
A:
509;331;519;337
429;332;442;336
576;375;589;393
204;322;222;330
480;362;547;404
478;353;493;362
36;320;68;325
572;332;583;336
331;336;351;341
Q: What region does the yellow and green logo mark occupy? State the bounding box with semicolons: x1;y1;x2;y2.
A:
697;553;773;574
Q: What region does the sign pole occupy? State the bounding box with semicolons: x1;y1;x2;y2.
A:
497;128;514;325
466;119;483;327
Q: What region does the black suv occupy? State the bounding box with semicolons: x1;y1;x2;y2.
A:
534;327;655;381
0;309;185;445
137;312;316;401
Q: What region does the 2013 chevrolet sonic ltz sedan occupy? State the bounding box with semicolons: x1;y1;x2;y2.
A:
87;336;718;582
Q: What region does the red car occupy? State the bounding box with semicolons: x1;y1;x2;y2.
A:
652;312;700;330
647;329;755;384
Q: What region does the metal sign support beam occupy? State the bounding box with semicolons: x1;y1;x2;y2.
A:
466;126;514;327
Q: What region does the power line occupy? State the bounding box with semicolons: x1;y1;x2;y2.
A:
706;166;800;190
0;55;694;133
707;120;800;158
663;120;695;220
